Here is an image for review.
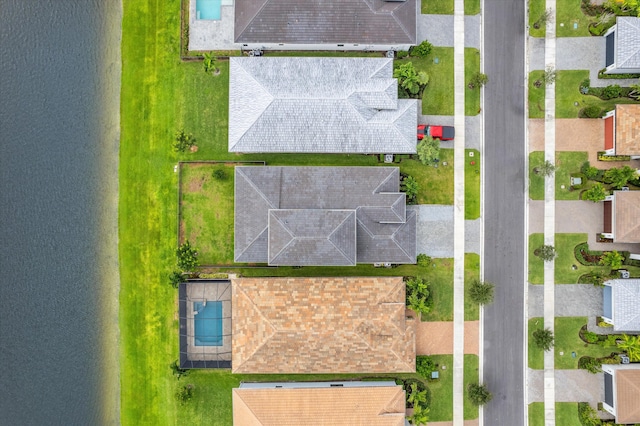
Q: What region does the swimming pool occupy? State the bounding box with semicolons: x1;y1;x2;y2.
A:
196;0;221;20
194;301;223;346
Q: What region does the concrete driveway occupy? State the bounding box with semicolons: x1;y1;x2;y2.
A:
410;205;481;257
527;369;604;404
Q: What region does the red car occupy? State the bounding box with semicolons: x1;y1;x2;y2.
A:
417;124;455;141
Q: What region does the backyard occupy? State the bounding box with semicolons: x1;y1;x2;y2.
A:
528;151;589;200
529;317;619;369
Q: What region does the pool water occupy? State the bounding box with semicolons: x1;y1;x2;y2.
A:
194;301;223;346
196;0;221;20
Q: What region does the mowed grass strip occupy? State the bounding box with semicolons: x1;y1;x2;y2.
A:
421;0;480;15
528;151;588;200
528;317;544;369
465;149;480;219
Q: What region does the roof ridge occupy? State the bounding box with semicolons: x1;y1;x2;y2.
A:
233;389;265;425
378;386;406;417
391;4;413;41
391;212;416;262
234;0;272;41
326;211;357;265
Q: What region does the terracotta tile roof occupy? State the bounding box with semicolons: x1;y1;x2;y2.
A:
616;368;640;423
615;104;640;155
614;190;640;243
232;386;406;426
231;277;416;374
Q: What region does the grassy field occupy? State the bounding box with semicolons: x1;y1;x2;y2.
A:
554;317;618;369
528;318;545;369
427;355;480;421
404;48;481;116
529;70;640;119
528;151;589;201
465;253;481;321
421;0;481;14
466;149;480;219
529;402;582;426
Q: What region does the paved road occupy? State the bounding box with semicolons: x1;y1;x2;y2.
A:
482;1;526;425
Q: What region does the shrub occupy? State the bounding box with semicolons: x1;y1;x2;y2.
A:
468;279;495;305
583;330;599;344
533;328;555;351
411;40;433;57
577;402;601;426
467;383;492;406
468;72;488;89
578;356;602;373
601;84;622;100
417;135;440;165
579;78;590;93
173;129;196;152
582;182;608;202
212;168;227;180
416;253;432;267
598;321;614;329
600;250;624;270
535;245;557;262
169;270;184;288
416;356;436;379
397;50;409;59
579;105;603;118
402;175;419;205
604;165;637;189
581;161;599;180
170;360;190;380
394;62;429;98
177;240;199;271
405;277;432;316
175;384;195;405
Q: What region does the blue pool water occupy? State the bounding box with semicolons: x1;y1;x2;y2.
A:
196;0;221;20
194;301;223;346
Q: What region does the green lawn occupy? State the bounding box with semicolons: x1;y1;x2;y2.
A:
464;253;481;321
528;318;545;369
529;402;582;426
427;355;479;421
402;152;454;205
465;149;481;219
528;0;546;38
528;151;589;201
554;317;619;369
556;0;592;37
405;48;480;116
530;70;640;119
421;0;480;14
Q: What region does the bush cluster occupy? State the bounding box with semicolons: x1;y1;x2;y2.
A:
587;84;631;100
416;356;436;379
579;105;603;118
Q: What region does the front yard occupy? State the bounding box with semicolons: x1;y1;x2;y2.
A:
528;151;589;201
528;317;618;370
528;0;594;37
426;354;479;421
529;402;583;426
421;0;481;15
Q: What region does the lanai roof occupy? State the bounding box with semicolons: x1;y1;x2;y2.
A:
234;0;417;45
231;277;416;374
228;57;417;154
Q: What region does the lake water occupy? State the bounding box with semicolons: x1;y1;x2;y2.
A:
0;1;121;424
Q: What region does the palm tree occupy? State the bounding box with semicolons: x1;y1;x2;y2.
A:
468;279;495;305
533;328;555;351
407;403;430;426
203;52;219;75
618;334;640;361
407;382;427;407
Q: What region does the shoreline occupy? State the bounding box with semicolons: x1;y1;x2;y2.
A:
97;1;123;424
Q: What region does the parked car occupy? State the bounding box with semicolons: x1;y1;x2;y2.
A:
417;124;455;141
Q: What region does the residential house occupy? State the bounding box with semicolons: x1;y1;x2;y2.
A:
603;17;640;75
602;190;640;243
229;57;417;154
602;365;640;424
178;277;417;372
232;277;416;374
234;0;417;51
603;104;640;158
601;278;640;332
232;381;407;425
234;166;417;265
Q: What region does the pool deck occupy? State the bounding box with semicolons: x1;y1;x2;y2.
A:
185;281;232;362
189;0;240;51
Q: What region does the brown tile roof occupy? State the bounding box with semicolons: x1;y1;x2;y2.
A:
231;277;416;374
232;386;406;426
615;104;640;155
616;368;640;423
614;190;640;243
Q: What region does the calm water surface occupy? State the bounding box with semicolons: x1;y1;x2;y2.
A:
0;1;121;424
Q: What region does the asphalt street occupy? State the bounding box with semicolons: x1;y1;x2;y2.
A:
482;1;527;425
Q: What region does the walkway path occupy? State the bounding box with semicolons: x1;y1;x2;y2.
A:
415;321;480;355
542;1;557;424
452;0;467;424
529;37;638;87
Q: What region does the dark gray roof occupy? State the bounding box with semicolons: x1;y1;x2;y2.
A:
234;0;417;45
607;279;640;332
229;57;417;154
615;17;640;70
234;166;416;265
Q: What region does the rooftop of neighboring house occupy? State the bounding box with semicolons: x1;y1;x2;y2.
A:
231;277;415;374
234;0;417;45
615;104;640;155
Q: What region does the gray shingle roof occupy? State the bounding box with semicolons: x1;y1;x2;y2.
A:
608;279;640;332
234;166;416;265
234;0;417;45
229;57;417;153
615;17;640;70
